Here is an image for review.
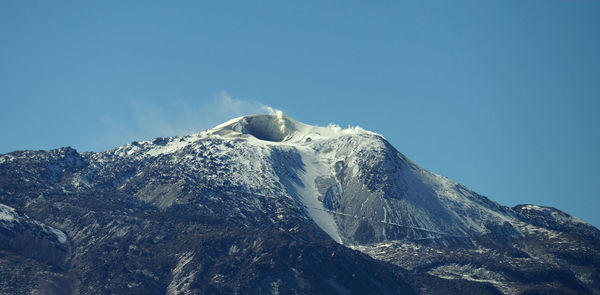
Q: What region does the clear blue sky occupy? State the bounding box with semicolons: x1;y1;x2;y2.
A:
1;1;599;227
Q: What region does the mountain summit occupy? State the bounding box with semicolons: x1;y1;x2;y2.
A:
208;114;375;143
1;115;599;294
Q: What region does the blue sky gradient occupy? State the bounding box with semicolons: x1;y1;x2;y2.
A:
1;1;599;226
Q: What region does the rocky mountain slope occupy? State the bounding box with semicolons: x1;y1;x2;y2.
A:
0;114;598;294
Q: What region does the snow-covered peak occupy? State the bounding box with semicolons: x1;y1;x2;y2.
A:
207;114;381;144
99;114;535;246
109;114;382;159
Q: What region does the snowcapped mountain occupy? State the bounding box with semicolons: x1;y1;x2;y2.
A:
0;114;598;294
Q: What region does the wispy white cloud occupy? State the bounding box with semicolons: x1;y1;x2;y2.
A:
261;105;283;116
90;91;282;151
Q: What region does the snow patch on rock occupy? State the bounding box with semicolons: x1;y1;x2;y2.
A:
0;203;67;243
293;147;343;244
0;204;17;222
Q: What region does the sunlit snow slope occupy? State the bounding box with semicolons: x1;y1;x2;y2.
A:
107;114;588;247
